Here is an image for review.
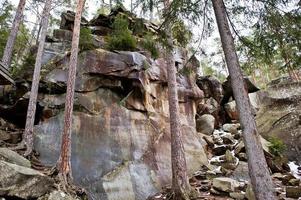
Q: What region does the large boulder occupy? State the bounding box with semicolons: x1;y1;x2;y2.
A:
196;114;215;135
212;177;240;193
0;160;54;199
0;148;31;167
256;80;301;162
32;47;206;200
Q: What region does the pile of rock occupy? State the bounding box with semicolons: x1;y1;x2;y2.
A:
187;118;301;200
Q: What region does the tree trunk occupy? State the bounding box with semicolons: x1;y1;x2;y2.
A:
211;0;276;199
23;0;52;156
163;1;191;199
57;0;85;180
1;0;26;69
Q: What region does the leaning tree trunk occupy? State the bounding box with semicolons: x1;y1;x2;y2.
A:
23;0;52;157
1;0;26;68
211;0;276;199
163;1;191;199
57;0;85;181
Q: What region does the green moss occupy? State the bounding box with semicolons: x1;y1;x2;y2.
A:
268;136;286;156
106;15;137;51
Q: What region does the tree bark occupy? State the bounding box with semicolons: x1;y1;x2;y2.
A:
1;0;26;69
23;0;52;156
163;1;191;199
211;0;276;199
57;0;85;180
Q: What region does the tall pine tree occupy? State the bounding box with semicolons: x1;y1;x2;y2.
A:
163;1;191;199
211;0;275;199
23;0;53;156
1;0;26;68
57;0;85;182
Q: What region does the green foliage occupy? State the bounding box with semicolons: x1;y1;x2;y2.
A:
106;15;137;51
237;2;301;79
268;137;286;156
0;0;13;58
0;0;30;71
201;61;226;82
172;19;192;47
11;52;36;78
79;27;95;51
140;33;159;58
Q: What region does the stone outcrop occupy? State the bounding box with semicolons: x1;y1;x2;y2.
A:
0;160;54;199
2;8;205;200
256;79;301;163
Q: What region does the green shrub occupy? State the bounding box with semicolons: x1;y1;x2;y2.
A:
141;33;159;59
11;53;35;78
106;15;137;51
172;20;192;47
79;27;95;51
268;137;286;156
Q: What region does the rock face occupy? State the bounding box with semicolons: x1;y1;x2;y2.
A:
256;80;301;163
26;10;207;199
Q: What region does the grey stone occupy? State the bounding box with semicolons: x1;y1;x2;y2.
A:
245;184;255;200
0;160;54;199
212;177;240;193
230;192;246;200
286;186;301;198
222;123;240;134
0;130;10;141
230;161;250;182
0;148;31;168
196;114;215;135
224;101;238;120
48;190;77;200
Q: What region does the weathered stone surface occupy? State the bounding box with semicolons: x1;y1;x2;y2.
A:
0;130;10;141
60;11;88;30
256;80;301;162
224;101;238;120
0;160;54;199
229;192;245;200
221;76;260;105
286;186;301;198
47;190;77;200
222;123;240;134
32;44;205;200
245;184;255;200
196;114;215;135
230;161;250;182
212;177;240;192
0;148;31;167
197;76;223;103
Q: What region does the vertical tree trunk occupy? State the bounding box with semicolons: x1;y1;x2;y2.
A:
57;0;85;181
23;0;52;156
1;0;26;69
211;0;276;199
163;1;191;199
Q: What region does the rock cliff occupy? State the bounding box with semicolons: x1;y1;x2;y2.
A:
1;8;206;200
